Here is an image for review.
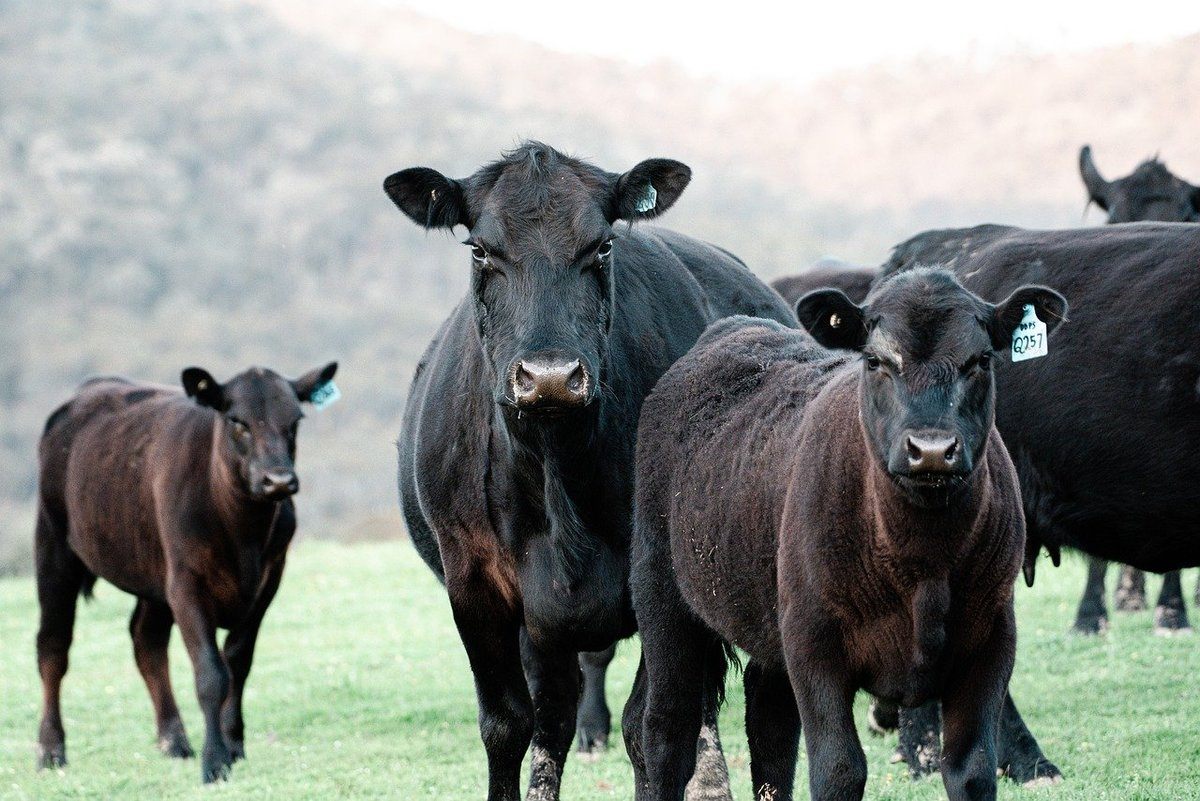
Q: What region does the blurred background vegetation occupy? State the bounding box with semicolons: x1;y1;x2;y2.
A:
1;0;1197;573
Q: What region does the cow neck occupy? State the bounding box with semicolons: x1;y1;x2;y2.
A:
864;455;991;584
207;421;278;543
495;403;603;587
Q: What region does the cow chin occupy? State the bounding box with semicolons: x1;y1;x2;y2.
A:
891;472;970;509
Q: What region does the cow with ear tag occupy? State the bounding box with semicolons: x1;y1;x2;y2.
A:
386;141;795;801
34;361;337;783
629;269;1065;801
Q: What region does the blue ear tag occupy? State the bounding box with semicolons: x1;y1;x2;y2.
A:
635;183;657;213
1011;304;1048;362
309;380;341;410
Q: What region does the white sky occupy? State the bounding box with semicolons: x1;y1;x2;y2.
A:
376;1;1200;82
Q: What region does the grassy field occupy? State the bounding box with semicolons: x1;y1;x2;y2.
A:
1;541;1197;800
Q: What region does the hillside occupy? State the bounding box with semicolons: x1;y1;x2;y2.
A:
1;0;1197;571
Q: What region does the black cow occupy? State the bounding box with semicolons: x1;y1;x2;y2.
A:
1080;145;1200;224
870;221;1200;782
1077;144;1200;634
628;269;1064;801
35;363;337;782
769;258;875;306
386;142;795;801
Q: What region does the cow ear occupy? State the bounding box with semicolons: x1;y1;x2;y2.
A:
1189;183;1200;218
1079;145;1110;211
610;158;691;221
181;367;226;410
795;289;868;350
292;361;339;403
383;167;467;230
989;286;1068;350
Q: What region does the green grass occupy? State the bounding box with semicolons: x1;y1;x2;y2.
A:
1;542;1197;800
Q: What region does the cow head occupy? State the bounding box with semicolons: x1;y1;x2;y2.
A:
383;141;690;418
797;269;1066;507
182;362;338;501
1080;145;1200;223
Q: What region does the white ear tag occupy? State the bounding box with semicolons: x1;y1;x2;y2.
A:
635;183;657;213
309;380;341;410
1011;304;1048;362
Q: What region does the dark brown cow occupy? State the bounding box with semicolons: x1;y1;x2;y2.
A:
626;270;1065;801
35;362;337;783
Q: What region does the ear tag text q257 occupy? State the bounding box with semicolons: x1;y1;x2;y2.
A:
1011;304;1048;362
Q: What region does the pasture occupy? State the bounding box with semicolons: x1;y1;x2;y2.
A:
1;541;1197;800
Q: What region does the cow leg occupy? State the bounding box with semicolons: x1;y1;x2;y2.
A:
938;616;1012;801
34;508;86;770
743;660;800;801
896;702;941;778
1113;564;1147;612
1153;571;1192;635
622;657;651;800
866;697;899;736
1195;571;1200;606
996;692;1062;786
519;630;580;801
221;559;286;762
575;645;615;755
168;574;233;783
129;598;192;758
450;593;532;801
1072;557;1109;634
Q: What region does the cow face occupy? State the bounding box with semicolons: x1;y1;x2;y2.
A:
383;141;690;418
1080;145;1200;223
797;270;1066;507
182;362;338;500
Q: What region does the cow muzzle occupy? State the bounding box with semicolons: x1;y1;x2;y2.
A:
508;352;593;412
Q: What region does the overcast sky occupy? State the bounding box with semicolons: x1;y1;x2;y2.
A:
378;1;1200;82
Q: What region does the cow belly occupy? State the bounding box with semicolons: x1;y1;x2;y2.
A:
67;517;167;600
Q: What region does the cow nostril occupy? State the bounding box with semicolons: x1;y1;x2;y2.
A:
513;362;536;395
944;439;959;463
906;436;922;461
565;361;586;395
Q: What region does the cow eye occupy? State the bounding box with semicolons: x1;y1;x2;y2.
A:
597;240;613;261
864;353;881;371
978;352;993;370
469;244;488;264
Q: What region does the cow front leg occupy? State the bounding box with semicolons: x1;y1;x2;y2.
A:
221;559;286;762
1153;571;1192;635
575;645;615;755
520;631;582;801
1072;557;1109;634
168;574;232;783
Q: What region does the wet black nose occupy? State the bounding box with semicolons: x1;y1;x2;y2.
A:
511;355;590;410
905;432;960;474
260;470;298;498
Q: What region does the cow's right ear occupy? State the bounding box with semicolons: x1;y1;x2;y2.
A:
1079;145;1110;211
988;285;1069;350
383;167;467;230
795;289;868;350
181;367;226;410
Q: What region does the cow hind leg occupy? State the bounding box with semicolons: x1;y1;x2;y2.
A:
575;645;615;756
520;629;581;801
896;702;942;778
1071;557;1109;634
1113;564;1147;612
1153;571;1192;635
743;660;800;801
996;692;1062;786
35;508;88;770
129;599;192;758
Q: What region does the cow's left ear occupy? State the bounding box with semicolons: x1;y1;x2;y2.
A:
610;158;691;221
293;361;339;402
795;289;868;350
181;367;226;410
988;285;1068;350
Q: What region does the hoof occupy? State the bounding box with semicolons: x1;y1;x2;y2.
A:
1070;615;1108;635
226;740;245;763
889;748;904;764
159;726;195;759
1003;756;1062;786
574;728;608;756
201;747;233;783
37;743;67;770
1153;605;1192;635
